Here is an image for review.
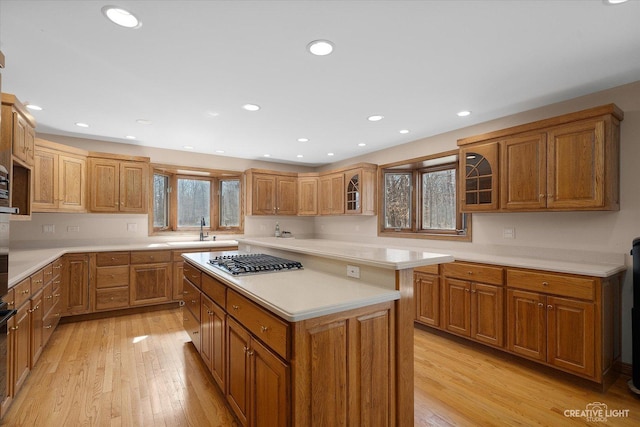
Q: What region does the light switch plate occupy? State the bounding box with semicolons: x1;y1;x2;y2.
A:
503;227;515;239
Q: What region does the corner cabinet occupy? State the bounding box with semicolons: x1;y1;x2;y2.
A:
88;154;149;213
344;167;376;215
33;138;87;212
458;104;623;212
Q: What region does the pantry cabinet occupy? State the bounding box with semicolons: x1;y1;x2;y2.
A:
33;139;87;212
245;170;297;215
88;155;149;213
458;104;622;212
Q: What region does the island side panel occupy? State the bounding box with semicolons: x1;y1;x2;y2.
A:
396;268;414;427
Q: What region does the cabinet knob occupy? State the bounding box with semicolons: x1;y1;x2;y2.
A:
193;331;199;334
22;289;30;294
232;305;240;311
260;325;269;333
10;326;18;331
243;346;249;353
247;350;254;356
471;290;476;293
537;303;544;307
467;271;473;275
54;293;61;298
542;281;549;286
464;289;470;293
191;300;196;304
46;295;53;300
44;325;52;329
547;305;553;310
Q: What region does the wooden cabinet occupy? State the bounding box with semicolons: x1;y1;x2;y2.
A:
344;167;376;215
10;301;30;398
28;289;43;368
227;316;288;427
94;252;130;311
88;155;149;213
43;259;62;346
245;170;297;216
319;173;344;215
33;139;87;212
201;294;226;390
61;254;90;316
129;251;172;306
297;175;319;216
459;142;499;212
2;93;34;218
458;104;623;212
506;269;598;378
414;265;440;327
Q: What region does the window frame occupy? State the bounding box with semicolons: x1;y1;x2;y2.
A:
149;164;243;236
378;150;471;241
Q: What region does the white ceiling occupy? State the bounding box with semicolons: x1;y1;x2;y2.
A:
1;0;639;167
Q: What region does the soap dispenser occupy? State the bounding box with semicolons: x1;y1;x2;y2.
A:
275;221;281;237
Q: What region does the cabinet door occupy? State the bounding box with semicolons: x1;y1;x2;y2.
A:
33;149;58;210
58;155;86;212
201;294;226;391
345;170;361;214
29;290;44;368
89;158;119;212
460;142;499;211
201;296;214;369
547;119;606;209
62;254;90;316
24;124;35;166
129;263;172;306
183;305;201;353
507;289;546;361
443;278;471;337
11;111;28;163
227;317;251;426
276;177;297;215
471;283;504;348
414;272;440;327
252;174;276;215
119;161;148;213
547;296;595;377
501;133;547;210
251;337;288;427
11;303;31;396
320;173;344;215
173;261;184;300
298;176;318;216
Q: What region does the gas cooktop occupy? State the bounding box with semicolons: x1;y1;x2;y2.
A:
208;253;303;275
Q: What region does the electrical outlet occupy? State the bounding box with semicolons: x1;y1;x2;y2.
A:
503;227;515;239
347;265;360;279
127;223;138;232
42;224;55;233
67;225;80;233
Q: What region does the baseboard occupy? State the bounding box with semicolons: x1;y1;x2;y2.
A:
619;361;632;377
60;301;180;324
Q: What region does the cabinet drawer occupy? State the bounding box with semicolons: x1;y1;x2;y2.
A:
97;252;130;267
183;262;202;288
202;273;226;307
43;308;60;345
52;258;63;279
414;264;439;275
13;277;31;308
130;250;171;264
43;263;54;285
31;269;45;294
443;262;504;285
506;269;595;300
42;281;54;315
96;266;130;289
183;278;201;321
183;306;201;353
96;287;129;310
227;289;289;359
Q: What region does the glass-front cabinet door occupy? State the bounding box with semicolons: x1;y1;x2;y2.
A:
459;142;499;212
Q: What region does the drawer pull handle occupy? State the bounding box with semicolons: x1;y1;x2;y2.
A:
44;325;53;329
232;305;240;310
191;300;196;304
542;281;549;286
243;346;249;353
467;271;473;275
193;331;198;334
247;350;254;356
191;275;198;279
464;289;470;293
537;303;544;307
46;295;53;300
54;313;60;317
22;289;30;294
260;325;269;333
183;291;189;294
53;265;61;269
547;305;553;310
10;326;18;331
54;293;61;297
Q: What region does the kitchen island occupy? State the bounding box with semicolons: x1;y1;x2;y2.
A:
181;240;454;427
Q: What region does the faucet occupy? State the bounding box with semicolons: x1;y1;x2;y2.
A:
199;217;209;241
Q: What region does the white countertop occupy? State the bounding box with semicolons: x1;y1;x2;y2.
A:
8;240;238;287
183;252;400;322
239;237;455;270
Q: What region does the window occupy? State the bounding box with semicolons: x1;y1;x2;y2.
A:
150;165;242;234
379;151;470;240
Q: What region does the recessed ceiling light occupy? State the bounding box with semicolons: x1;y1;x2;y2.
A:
457;110;471;117
102;6;142;29
307;40;334;56
263;154;271;157
136;119;152;125
206;111;220;117
215;150;225;154
243;104;260;111
297;138;309;143
296;154;304;158
183;145;194;150
358;143;366;147
125;135;136;140
367;115;384;122
75;122;89;128
604;0;628;4
399;129;410;134
327;152;334;156
25;104;43;111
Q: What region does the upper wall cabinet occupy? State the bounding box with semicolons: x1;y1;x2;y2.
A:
245;169;297;216
2;93;35;219
457;104;623;212
297;174;319;216
344;166;376;215
88;154;149;213
33;138;87;213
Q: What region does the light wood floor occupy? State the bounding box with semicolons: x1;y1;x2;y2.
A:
2;308;640;426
